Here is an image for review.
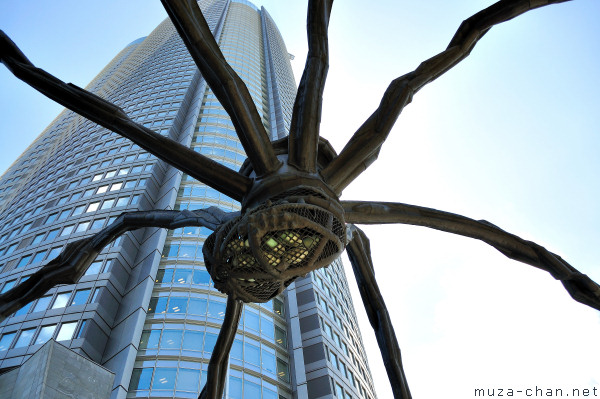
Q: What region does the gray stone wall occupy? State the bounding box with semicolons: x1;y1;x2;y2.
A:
0;339;114;399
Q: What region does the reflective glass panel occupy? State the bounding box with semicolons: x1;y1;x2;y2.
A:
70;289;91;306
188;298;207;316
148;297;167;314
0;333;16;351
275;326;287;348
33;296;52;312
263;387;278;399
277;358;290;382
52;292;71;309
34;325;57;345
260;316;274;339
173;269;192;285
262;350;276;374
229;376;242;399
168;297;187;314
243;380;261;399
182;330;204;351
176;368;200;392
152;367;177;390
231;339;242;359
244;309;259;331
192;270;210;285
56;321;77;341
14;302;32;316
85;261;102;275
245;343;260;365
207;301;226;319
140;329;161;349
204;332;218;353
157;269;173;284
160;329;182;349
129;368;153;390
181;244;198;258
14;328;35;348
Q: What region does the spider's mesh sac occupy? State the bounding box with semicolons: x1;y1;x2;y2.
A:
203;199;346;303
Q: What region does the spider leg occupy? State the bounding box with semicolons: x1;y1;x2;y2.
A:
161;0;281;177
0;31;251;201
322;0;570;194
287;0;334;173
343;200;600;311
198;295;243;399
0;207;234;321
346;224;412;399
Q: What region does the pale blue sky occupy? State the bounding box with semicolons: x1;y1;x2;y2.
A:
1;1;599;397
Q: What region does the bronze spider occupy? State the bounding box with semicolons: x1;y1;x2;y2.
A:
1;1;599;398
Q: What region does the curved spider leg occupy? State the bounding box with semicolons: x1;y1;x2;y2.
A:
0;31;251;201
161;0;281;177
343;200;600;311
322;0;571;194
0;207;235;321
198;295;243;399
287;0;334;173
346;224;412;399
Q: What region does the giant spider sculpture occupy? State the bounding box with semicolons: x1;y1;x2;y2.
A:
1;0;599;398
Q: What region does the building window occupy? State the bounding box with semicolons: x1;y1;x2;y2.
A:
14;328;36;348
129;368;153;391
33;295;52;312
277;358;290;382
56;321;78;341
34;324;57;345
51;292;71;309
0;332;16;351
16;255;31;268
275;326;287;348
70;289;91;306
151;367;177;390
1;279;16;293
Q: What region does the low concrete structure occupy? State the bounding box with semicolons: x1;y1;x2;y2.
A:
0;339;114;398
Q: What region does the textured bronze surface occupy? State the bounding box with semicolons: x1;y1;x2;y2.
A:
1;0;597;398
347;225;412;399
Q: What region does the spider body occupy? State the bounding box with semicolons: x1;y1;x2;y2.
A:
1;1;599;398
205;137;347;303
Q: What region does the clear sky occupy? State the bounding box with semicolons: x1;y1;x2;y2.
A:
1;1;599;398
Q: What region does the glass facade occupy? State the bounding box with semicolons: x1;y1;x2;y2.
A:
0;1;376;398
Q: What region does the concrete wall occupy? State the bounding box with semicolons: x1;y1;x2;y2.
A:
0;339;114;398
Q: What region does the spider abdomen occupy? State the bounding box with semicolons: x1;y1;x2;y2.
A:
203;191;346;302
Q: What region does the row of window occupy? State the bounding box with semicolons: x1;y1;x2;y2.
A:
15;287;100;317
193;144;246;164
9;137;140;210
195;122;237;137
154;266;286;322
0;319;85;352
333;378;354;399
1;209;125;269
138;328;286;379
327;343;356;391
0;167;149;239
177;184;235;203
126;94;185;112
1;259;111;296
192;133;244;151
322;315;372;397
315;267;361;347
128;367;279;398
0;194;139;262
147;297;277;339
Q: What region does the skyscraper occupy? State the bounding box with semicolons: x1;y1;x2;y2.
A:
0;1;376;398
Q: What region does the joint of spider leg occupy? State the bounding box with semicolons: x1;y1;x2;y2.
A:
202;136;348;304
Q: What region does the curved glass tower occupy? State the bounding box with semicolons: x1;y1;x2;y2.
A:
0;1;377;398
